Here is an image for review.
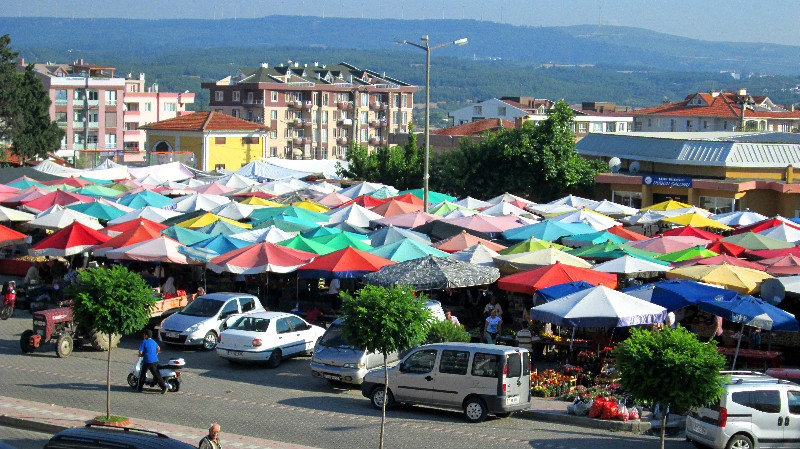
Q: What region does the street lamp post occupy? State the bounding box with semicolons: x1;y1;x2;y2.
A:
396;36;467;212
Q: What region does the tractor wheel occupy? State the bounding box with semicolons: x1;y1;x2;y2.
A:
20;330;35;353
56;334;73;358
88;331;121;351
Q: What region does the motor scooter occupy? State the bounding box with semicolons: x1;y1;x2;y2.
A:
127;356;185;392
1;281;16;320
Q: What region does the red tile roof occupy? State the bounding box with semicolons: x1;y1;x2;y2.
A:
632;92;800;119
140;111;270;132
431;118;515;136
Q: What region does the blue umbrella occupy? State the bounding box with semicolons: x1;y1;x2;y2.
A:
623;279;738;311
191;234;250;255
536;281;595;303
501;220;594;242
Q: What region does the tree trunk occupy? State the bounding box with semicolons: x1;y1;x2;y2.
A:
106;335;111;419
380;353;387;449
659;412;667;449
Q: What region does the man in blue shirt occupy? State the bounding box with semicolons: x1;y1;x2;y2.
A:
137;329;167;393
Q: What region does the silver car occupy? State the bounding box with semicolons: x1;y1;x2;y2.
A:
686;371;800;449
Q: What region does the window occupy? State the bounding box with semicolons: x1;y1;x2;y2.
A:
647;118;652;127
242;137;259;145
232;91;240;102
215;91;223;102
577;122;588;133
731;390;781;414
498;106;507;116
270;110;277;120
164;102;176;112
471;353;501;378
322;93;329;106
402;94;408;108
286;315;308;331
270;146;278;157
312;129;319;142
55;90;67;103
612;191;642;209
55;112;67;124
590;122;603;133
215;137;226;144
360;111;368;123
788;391;800;414
270;130;277;139
439;350;470;375
229;316;269;332
401;111;408;125
104;134;116;148
393;111;399;124
231;109;239;118
104;90;117;104
87;90;98;101
321;129;328;142
394;94;400;107
400;349;437;374
74;90;85;100
124;122;138;131
215;163;226;170
360;129;368;142
699;196;738;215
144;102;152;112
686;120;693;131
246;92;253;104
321;111;328;125
219;299;239;317
361;93;369;106
473;106;482;114
276;318;292;334
272;91;278;102
285;92;291;102
605;122;616;132
506;353;522;378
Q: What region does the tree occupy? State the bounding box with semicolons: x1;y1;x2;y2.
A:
68;266;155;421
0;34;64;163
339;285;431;449
425;319;471;344
614;326;727;449
430;100;606;202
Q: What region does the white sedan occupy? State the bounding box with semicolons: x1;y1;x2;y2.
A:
216;311;326;368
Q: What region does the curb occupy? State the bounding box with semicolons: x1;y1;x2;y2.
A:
520;410;652;434
0;414;69;435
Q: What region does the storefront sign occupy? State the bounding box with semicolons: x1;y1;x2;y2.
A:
642;175;693;188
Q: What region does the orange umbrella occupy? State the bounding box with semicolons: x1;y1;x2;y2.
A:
498;261;618;294
102;218;168;236
0;224;29;247
296;246;394;279
607;225;647;241
370;199;423;217
433;231;506;253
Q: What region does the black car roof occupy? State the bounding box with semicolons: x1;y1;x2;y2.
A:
46;425;195;449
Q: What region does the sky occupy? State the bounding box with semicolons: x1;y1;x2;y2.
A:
4;0;800;46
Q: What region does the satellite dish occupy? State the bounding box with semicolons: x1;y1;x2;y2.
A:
608;157;622;173
629;161;641;174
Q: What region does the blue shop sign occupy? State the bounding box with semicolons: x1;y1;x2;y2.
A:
642;175;693;188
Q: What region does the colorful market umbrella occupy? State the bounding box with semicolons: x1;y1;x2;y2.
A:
251;216;316;233
370;199;423;217
311;232;373;252
363;255;499;290
674;254;766;271
106;206;183;225
240;196;282;207
191;234;251;255
230;226;295;244
277;235;336;255
587;200;639;217
732;217;800;235
169;193;231;213
337;182;389;199
621;209;668;226
105;236;195;264
548;209;622;231
0;224;30;247
66;202;127;221
0;205;34;222
301;227;343;239
22;189;95;213
366;238;446;262
488;192;532;206
1;186;51;207
197;220;253;236
666;263;774;294
569;241;660;260
548;194;599;209
371;211;440;228
210;202;260;221
641;200;693;211
397;188;456;204
659;226;722;241
7;178;44;189
501;220;595;242
722;232;795;251
493;247;592;273
625;235;712;254
367;225;431;246
72;185;123;198
448;243;501;267
656;245;719;263
441;214;524;235
711;210;768;228
206;241;317;274
317;191;351;208
411;221;492;243
498;262;618;294
758;254;800;276
560;230;628;248
455;197;492;210
177;212;251;229
757;223;800;243
429;201;474;217
499;237;567;255
192;182;236;195
623;279;738;311
338;195;388;209
92;225;165;256
367;185;401;200
297;246;394;279
250;205;330;224
592;255;670;276
536;281;594;302
433;231;506;253
606;225;648;241
479;202;529;217
29;221;111;257
530;285;667;328
40;176;94;188
325;203;383;228
160;225;211;246
25;205;102;231
116;190;172;208
746;247;800;260
706;240;747;257
291;200;330;213
660;213;732;230
326;221;370;235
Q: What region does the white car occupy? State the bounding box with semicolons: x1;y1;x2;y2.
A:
159;293;264;350
216;311;326;368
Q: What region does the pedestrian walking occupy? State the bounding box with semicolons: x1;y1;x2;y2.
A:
484;308;502;345
199;424;221;449
137;329;167;393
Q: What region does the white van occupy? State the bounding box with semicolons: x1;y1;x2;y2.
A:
310;300;444;385
361;342;531;422
686;371;800;449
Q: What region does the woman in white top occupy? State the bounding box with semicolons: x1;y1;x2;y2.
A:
484;309;502;345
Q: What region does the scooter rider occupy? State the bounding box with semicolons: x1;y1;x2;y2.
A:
138;329;167;394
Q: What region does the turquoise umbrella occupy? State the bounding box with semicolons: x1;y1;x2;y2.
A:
398;188;456;204
66;202;126;221
250;205;330;224
502;220;595;242
8;179;44;189
311;232;373;252
251;216;317;233
370;238;448;262
117;190;173;208
191;234;250;255
368;225;431;246
160;225;210;245
72;185;121;198
197;220;250;236
301;226;343;239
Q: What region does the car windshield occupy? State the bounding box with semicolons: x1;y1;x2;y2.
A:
319;322;358;349
229;316;270;332
180;297;223;317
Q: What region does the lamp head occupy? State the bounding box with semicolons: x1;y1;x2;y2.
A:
454;38;468;46
421;35;429;43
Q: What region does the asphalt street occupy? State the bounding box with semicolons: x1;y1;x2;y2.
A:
0;426;52;449
0;311;693;449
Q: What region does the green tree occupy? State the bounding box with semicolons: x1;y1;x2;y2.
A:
68;266;155;421
425;319;471;344
339;285;431;449
0;34;64;162
614;326;726;449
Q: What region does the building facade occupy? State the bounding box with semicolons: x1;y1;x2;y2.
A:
449;98;537;126
201;61;417;160
519;111;634;139
122;73;195;159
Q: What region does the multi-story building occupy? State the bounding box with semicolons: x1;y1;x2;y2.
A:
201;61;417;160
449;97;553;126
122;73;195;159
21;58;126;162
632;90;800;133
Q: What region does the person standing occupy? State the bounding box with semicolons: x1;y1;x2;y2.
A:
198;424;221;449
483;294;503;319
137;329;167;393
484;309;502;345
444;310;461;326
516;321;532;349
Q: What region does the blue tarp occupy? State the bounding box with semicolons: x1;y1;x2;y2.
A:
623;279;738;311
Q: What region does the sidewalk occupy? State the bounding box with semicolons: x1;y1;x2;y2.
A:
520;396;654;433
0;395;318;449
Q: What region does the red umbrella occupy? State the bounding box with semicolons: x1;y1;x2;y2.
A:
0;224;29;247
706;240;747;257
102;218;168;236
390;194;425;207
92;226;166;256
22;189;95;213
758;254;800;275
746;247;800;260
40;176;94;188
673;254;766;271
297;246;394;279
338;195;388;209
433;231;507;253
607;225;647;241
733;218;800;235
370;199;423;217
498;262;618;294
207;242;316;274
29;221;111;257
660;226;721;241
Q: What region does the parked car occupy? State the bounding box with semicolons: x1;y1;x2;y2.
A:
44;423;195;449
216;311;325;368
310;300;445;385
159;293;263;350
686;371;800;449
361;342;531;423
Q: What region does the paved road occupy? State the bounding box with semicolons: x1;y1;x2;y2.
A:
0;312;692;449
0;426;52;449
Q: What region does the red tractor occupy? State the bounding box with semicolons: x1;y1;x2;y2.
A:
20;307;120;358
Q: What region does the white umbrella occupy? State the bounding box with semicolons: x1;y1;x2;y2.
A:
454;196;492;210
530;285;667;328
442;208;483;219
95;197;135;213
168;193;230;213
549;209;622;231
107;206;183;225
588;200;639;217
525;203;578;216
711;210;768;228
548;194;599;209
105;236;194;264
448;243;500;267
622;209;668;225
338;181;391;199
230;226;296;243
486;192;531;206
308;181;341;194
480;202;529;217
25;205;102;231
592;255;670;276
494;247;592;272
0;205;34;222
133;174;165;186
325;203;383;228
758;223;800;243
216;172;258;189
211;202;259;221
260;178;310;195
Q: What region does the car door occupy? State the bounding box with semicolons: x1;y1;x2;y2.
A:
395;349;439;403
784;390;800;448
274;317;295;354
732;389;783;449
217;299;240;332
435;349;471;406
286;315;313;354
502;350;529;408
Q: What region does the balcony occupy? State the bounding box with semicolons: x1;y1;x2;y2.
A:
55;99;68;106
105;100;117;106
369;120;381;128
124;130;142;138
292;137;304;145
88;121;99;129
338;118;353;126
302;101;313;109
369;102;382;110
288;100;303;109
88;99;99;107
73;99;85;107
290;118;303;127
368;137;379;145
337;137;348;145
86;143;98;150
302;120;314;127
337;101;353;110
72;143;85;150
243;99;264;105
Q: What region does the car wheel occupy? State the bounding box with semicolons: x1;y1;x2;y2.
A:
267;349;282;369
463;396;488;423
127;373;138;389
370;386;394;410
167;379;180;392
56;334;73;358
202;331;218;350
20;330;35;354
726;435;753;449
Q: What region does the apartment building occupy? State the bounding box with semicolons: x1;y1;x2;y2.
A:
201;61;417;160
21;58;125;161
122;73;195;158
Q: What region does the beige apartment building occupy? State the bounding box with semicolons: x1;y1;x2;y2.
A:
202;61;417;160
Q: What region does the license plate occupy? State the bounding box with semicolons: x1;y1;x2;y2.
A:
227;350;243;356
692;423;707;435
323;374;341;381
165;332;179;338
506;396;519;405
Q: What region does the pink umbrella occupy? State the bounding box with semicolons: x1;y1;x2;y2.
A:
372;211;441;228
0;184;20;194
207;242;317;274
624;235;712;254
105;236;196;264
758;254;800;275
193;182;235;195
22;189;96;213
673;254;766;271
318;191;355;208
442;214;524;234
1;186;51;206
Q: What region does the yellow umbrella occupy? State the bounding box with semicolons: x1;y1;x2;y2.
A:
240;197;282;207
292;200;330;213
176;213;252;229
660;213;733;230
641;200;693;211
665;263;773;294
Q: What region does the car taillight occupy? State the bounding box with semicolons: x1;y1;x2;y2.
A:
502;383;507;392
218;335;222;343
503;364;508;375
176;372;181;377
717;407;727;427
252;338;262;347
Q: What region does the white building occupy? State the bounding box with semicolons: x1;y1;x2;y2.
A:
449;98;532;125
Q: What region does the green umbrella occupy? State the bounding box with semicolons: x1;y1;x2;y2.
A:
66;202;126;221
398;189;457;204
311;232;373;252
160;225;211;245
72;185;122;198
197;220;250;236
569;241;660;260
277;235;336;255
428;200;474;216
106;182;136;193
368;186;399;199
722;232;796;251
117;190;172;208
369;238;448;262
251;217;316;233
499;237;567;255
250;205;330;224
301;226;343;239
562;231;629;246
656;245;719;263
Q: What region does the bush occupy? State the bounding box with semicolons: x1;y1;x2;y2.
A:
425;319;471;344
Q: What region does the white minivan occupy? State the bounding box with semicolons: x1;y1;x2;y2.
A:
361;342;531;422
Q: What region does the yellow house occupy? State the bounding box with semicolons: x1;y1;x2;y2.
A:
140;111;270;171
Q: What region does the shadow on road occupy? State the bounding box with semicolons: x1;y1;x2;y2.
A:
19;382;131;393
